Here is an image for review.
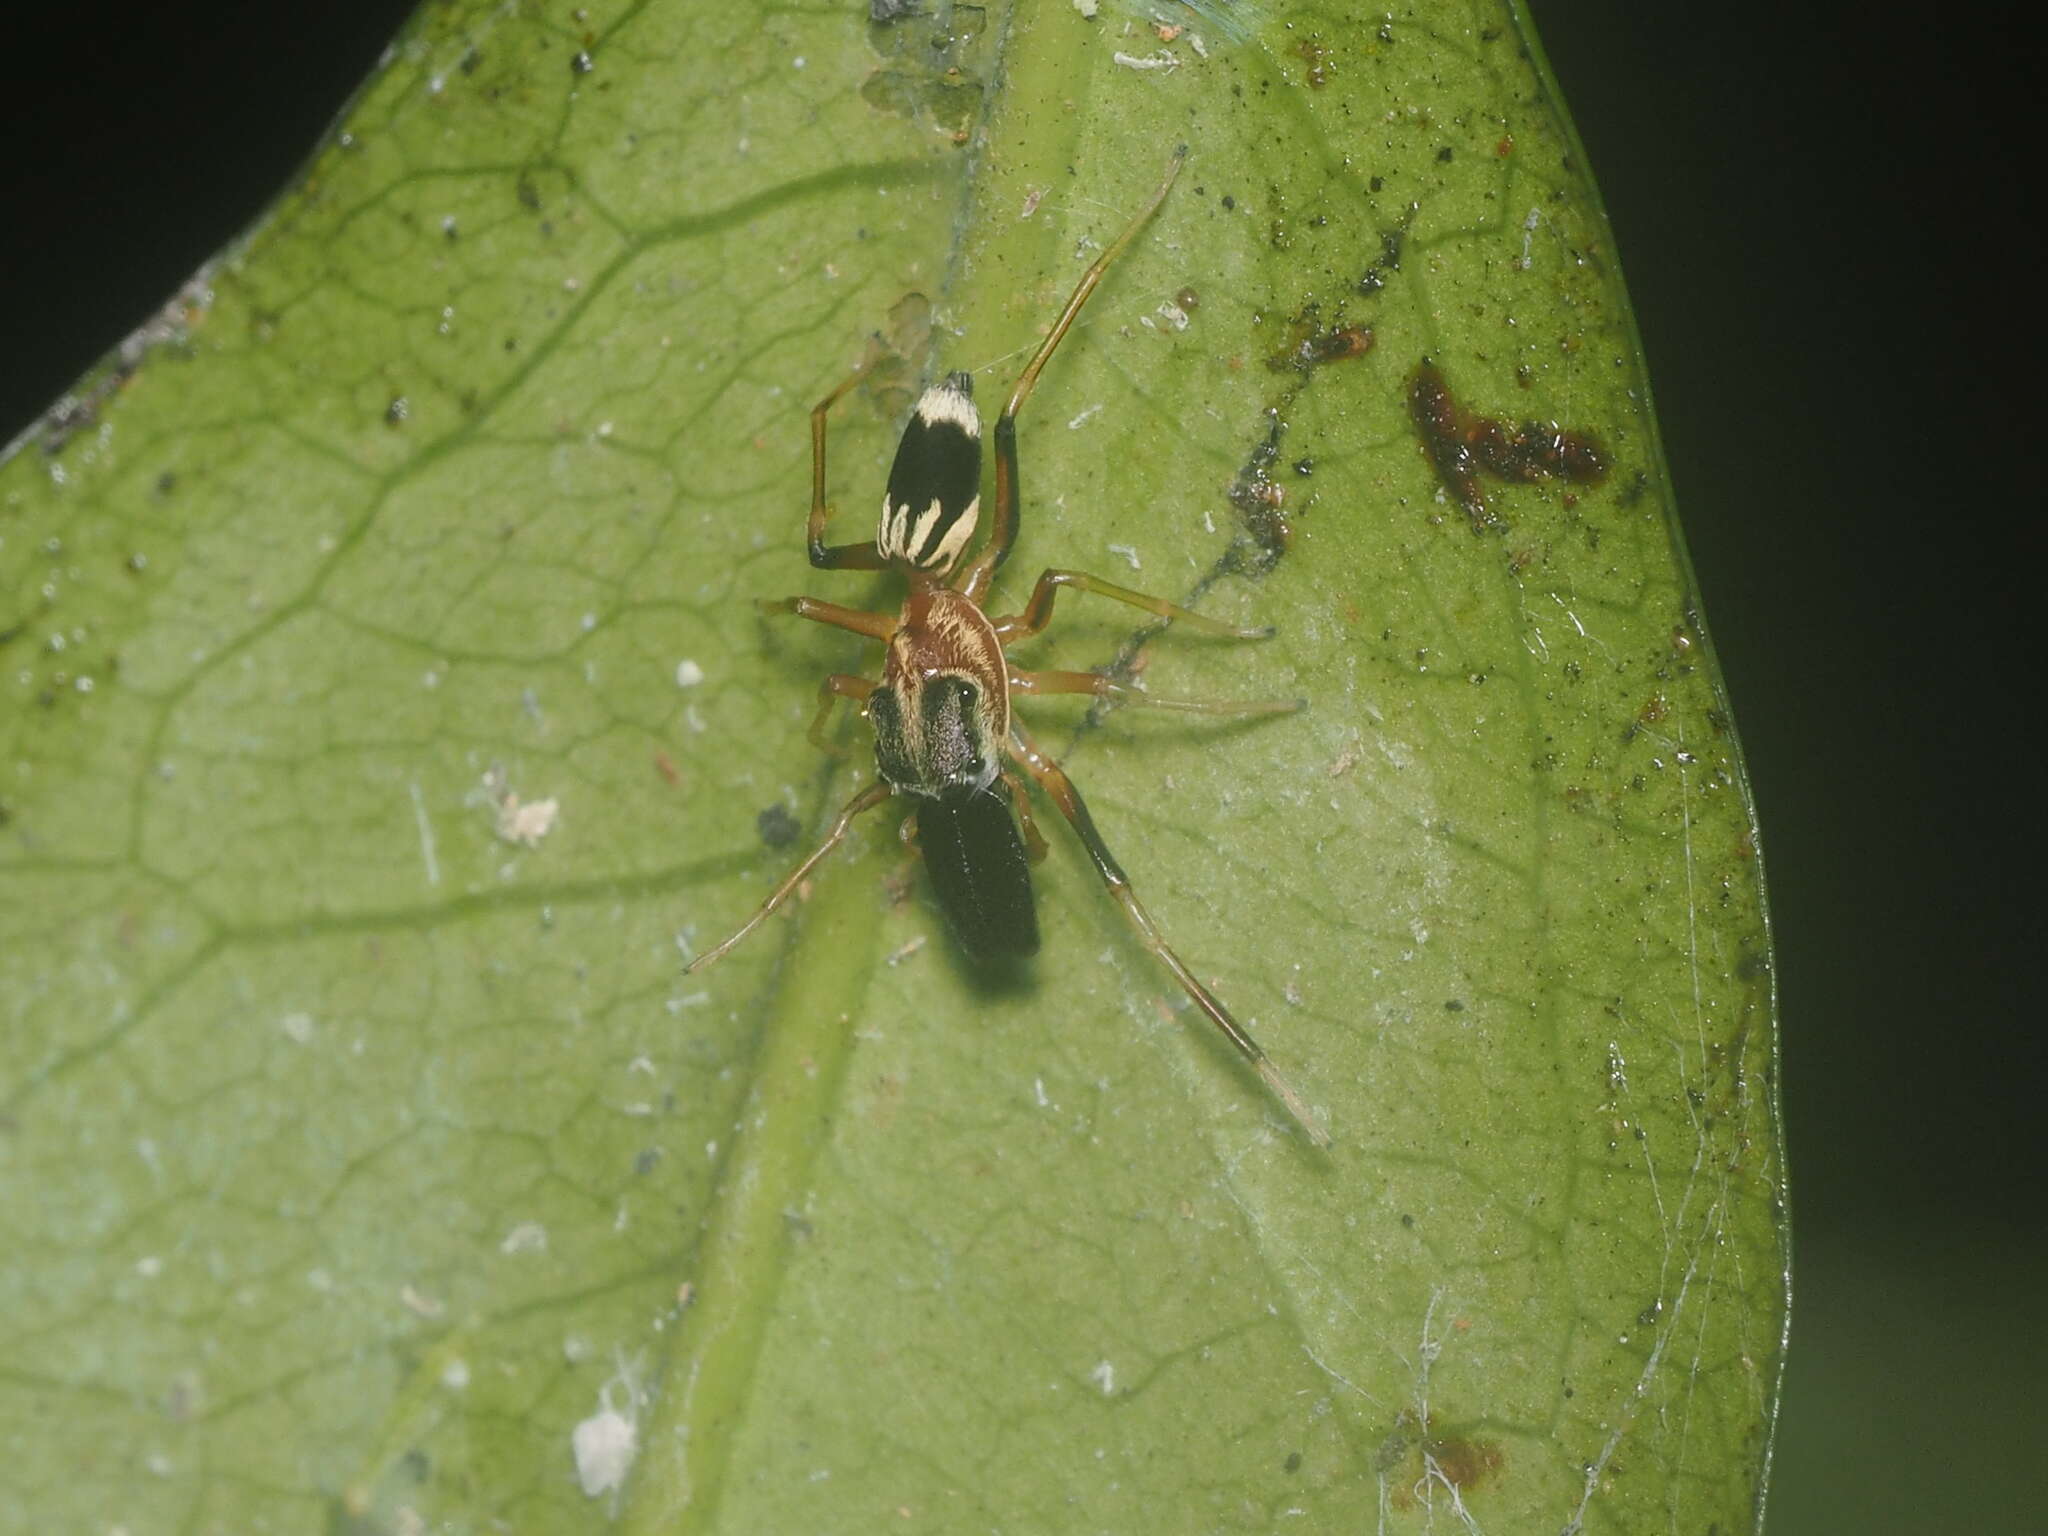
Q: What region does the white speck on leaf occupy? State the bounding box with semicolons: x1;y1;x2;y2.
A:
399;1285;443;1318
573;1405;637;1499
572;1351;648;1503
500;1222;549;1255
675;658;705;688
494;792;559;848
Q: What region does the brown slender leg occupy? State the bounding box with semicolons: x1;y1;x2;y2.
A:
1005;721;1328;1145
808;674;876;755
809;353;892;571
684;780;895;973
757;595;899;642
1001;768;1049;864
960;147;1188;603
1010;669;1304;717
993;568;1273;643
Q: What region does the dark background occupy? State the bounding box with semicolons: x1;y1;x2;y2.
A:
3;5;2031;1528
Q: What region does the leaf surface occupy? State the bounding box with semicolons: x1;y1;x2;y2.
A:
0;2;1785;1531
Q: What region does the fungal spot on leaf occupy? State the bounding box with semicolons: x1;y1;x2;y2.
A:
860;1;988;134
757;803;801;848
1406;359;1610;532
1425;1432;1505;1490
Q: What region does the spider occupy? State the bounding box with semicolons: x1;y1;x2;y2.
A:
687;148;1324;1145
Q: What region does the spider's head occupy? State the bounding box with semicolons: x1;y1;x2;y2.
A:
869;671;999;799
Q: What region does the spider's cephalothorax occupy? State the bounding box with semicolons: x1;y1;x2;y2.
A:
869;589;1007;799
685;147;1327;1146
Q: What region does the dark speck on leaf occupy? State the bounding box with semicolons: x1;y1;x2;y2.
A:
1284;1451;1303;1473
570;50;593;74
757;803;801;848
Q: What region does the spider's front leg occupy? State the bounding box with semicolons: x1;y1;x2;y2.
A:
684;780;895;973
1005;720;1329;1147
807;674;876;756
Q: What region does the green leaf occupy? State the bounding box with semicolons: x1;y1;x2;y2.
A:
0;1;1786;1531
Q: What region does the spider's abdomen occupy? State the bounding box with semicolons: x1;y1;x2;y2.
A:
877;371;981;574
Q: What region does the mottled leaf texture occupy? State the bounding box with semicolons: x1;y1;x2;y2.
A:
0;2;1785;1532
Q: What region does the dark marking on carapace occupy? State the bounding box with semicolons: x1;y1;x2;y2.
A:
1406;359;1610;532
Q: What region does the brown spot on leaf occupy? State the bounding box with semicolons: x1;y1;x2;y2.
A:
1425;1432;1506;1489
1407;359;1610;532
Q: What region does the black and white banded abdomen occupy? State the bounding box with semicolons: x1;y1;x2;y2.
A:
877;371;982;573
